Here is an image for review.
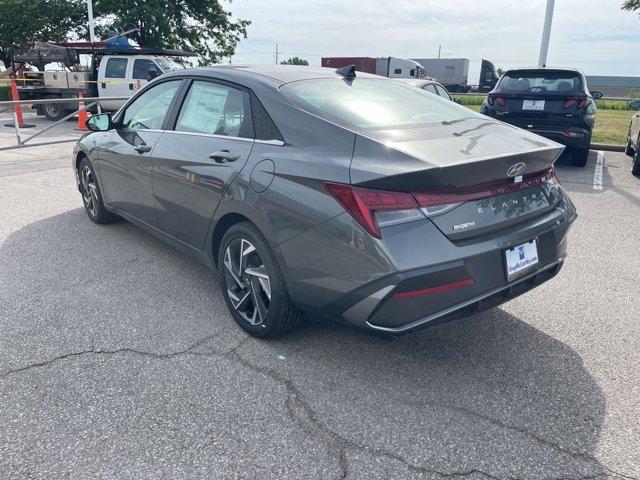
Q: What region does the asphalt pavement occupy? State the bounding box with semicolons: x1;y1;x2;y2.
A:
0;115;639;479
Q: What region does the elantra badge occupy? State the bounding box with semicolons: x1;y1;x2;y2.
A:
507;162;526;177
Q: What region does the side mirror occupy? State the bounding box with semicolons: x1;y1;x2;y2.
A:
147;69;159;81
591;91;603;100
629;100;640;110
453;97;462;104
86;113;112;132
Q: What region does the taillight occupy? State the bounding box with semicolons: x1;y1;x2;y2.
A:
564;98;587;109
324;168;558;238
488;95;506;107
323;183;422;239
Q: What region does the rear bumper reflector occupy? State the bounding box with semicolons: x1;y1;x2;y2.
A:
392;278;475;300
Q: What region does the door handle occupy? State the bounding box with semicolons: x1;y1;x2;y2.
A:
129;83;134;91
134;144;152;154
209;150;240;163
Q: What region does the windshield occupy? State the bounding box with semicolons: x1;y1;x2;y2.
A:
155;57;186;72
497;71;581;94
280;78;481;129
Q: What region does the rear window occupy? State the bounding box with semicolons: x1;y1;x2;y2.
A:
497;71;581;93
280;78;481;130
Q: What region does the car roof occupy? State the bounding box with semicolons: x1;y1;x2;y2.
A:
162;64;381;86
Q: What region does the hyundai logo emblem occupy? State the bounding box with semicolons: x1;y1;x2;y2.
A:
507;162;526;177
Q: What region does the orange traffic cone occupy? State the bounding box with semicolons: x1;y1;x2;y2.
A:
4;77;35;128
75;91;90;131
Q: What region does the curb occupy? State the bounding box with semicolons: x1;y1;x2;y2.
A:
592;143;625;152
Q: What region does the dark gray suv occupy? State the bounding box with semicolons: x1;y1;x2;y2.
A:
74;65;576;338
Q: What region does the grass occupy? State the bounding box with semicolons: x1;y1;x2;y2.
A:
463;104;635;146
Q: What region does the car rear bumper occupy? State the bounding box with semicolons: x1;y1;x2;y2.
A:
279;188;576;335
525;127;591;150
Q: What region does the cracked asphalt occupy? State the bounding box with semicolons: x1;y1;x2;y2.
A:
1;116;639;479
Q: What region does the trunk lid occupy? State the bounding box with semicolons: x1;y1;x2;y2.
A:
350;117;563;190
349;117;565;240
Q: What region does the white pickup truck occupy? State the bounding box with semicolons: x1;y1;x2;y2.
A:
12;43;194;120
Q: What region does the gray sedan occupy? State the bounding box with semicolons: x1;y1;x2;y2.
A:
74;65;576;338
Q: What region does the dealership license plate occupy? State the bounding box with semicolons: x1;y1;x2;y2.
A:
522;100;545;111
504;239;539;281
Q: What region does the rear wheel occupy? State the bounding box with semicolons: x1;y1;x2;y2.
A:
571;149;589;167
218;222;303;338
632;149;640;176
43;95;66;121
625;140;634;157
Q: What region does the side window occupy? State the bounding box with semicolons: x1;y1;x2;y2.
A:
105;58;128;78
422;84;437;95
435;85;452;100
133;59;160;79
175;80;253;138
121;80;180;130
393;68;402;75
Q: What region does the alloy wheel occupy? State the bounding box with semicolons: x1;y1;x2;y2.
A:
80;165;98;217
223;238;271;326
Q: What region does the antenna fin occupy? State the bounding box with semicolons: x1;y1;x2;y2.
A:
335;64;356;79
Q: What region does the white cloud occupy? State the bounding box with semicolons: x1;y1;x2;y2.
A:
226;0;640;77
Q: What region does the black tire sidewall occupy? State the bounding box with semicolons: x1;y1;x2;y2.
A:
218;222;290;338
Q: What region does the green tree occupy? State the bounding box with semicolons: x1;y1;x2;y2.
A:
0;0;85;68
622;0;640;12
281;56;308;66
94;0;250;65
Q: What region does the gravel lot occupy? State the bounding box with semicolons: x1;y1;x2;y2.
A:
1;115;639;479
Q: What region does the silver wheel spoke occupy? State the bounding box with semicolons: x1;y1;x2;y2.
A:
224;247;243;287
250;277;269;323
245;266;271;300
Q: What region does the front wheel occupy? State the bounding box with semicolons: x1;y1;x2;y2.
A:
43;95;66;121
218;222;303;338
78;157;117;224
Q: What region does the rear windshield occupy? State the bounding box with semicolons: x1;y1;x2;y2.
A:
497;71;581;94
280;78;481;129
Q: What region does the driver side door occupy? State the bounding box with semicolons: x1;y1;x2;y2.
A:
97;79;184;227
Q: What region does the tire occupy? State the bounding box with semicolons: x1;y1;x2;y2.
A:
77;157;117;224
632;149;640;176
571;149;589;167
43;95;66;121
218;221;303;338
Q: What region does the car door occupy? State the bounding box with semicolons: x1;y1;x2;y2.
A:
98;79;183;227
99;57;132;111
152;79;255;250
131;58;162;92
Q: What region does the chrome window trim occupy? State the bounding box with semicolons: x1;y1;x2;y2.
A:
164;130;285;146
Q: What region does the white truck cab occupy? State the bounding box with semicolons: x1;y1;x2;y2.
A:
97;55;185;110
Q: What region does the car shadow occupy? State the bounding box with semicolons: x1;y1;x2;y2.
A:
0;208;609;478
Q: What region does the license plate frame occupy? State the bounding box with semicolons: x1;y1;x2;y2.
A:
504;239;540;282
522;99;545;111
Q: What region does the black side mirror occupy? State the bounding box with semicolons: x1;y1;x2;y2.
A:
453;97;462;104
147;69;159;81
86;113;112;132
591;91;603;100
629;100;640;110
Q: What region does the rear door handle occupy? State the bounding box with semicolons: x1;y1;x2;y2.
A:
134;144;152;154
209;150;240;163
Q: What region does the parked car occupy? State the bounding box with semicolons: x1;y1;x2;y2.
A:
625;99;640;175
395;77;460;102
73;65;576;338
481;68;603;167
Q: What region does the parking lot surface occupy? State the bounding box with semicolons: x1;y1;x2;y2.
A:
1;116;639;479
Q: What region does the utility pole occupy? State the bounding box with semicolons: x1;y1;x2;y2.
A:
538;0;555;67
87;0;96;43
275;44;279;64
437;45;441;59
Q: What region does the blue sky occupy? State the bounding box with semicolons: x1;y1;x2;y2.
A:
227;0;640;79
